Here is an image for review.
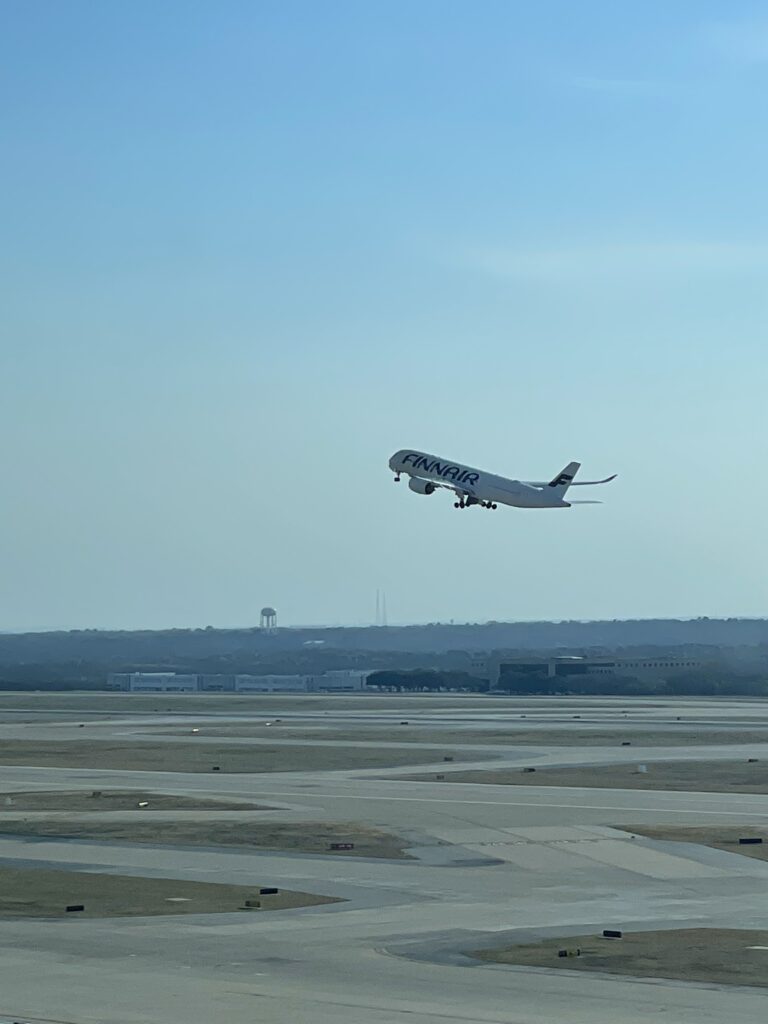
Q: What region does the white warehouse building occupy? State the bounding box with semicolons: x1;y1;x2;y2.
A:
108;672;199;692
109;670;370;693
232;670;370;693
234;674;310;693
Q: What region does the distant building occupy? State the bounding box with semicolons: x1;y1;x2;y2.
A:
493;655;703;687
613;657;704;678
198;674;236;692
108;672;199;692
234;670;369;693
108;669;372;693
308;670;369;692
234;674;309;693
466;655;491;679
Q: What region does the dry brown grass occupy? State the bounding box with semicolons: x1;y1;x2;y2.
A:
0;819;412;858
411;759;768;792
474;928;768;986
0;790;265;811
0;866;338;918
625;824;768;862
156;724;768;747
0;738;473;773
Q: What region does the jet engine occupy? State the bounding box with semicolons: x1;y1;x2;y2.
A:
408;477;436;495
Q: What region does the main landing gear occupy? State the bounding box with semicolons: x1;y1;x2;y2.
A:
453;497;497;510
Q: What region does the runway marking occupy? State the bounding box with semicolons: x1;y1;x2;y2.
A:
234;789;768;817
5;771;768;807
5;770;768;815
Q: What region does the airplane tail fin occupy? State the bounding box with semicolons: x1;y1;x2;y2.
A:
547;461;580;496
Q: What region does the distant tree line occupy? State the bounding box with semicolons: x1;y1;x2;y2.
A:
0;650;462;691
366;671;489;693
1;617;768;662
368;668;768;697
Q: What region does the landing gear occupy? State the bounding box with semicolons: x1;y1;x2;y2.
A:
394;474;400;482
454;498;497;510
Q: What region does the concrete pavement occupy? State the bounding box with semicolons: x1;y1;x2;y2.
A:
2;695;768;1022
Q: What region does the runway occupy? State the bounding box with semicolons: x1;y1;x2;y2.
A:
2;695;768;1022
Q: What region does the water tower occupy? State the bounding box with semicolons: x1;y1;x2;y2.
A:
260;607;277;633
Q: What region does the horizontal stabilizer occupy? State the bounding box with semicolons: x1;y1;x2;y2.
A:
570;473;617;486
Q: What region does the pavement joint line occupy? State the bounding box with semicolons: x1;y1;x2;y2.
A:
5;779;768;816
227;790;768;816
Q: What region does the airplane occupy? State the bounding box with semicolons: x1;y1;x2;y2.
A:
388;449;617;510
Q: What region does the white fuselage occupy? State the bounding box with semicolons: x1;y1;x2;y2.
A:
388;450;571;509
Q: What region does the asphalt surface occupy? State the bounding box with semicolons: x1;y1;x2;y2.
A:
2;695;768;1023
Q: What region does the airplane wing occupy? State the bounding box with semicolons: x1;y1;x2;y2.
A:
408;476;481;499
569;499;603;504
438;481;479;497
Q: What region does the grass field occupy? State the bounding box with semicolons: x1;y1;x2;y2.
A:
0;865;338;918
0;790;266;811
0;819;411;857
626;824;768;862
473;928;768;987
155;724;768;747
0;739;477;773
410;759;768;792
0;693;535;714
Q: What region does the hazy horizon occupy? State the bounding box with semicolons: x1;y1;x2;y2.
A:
3;2;768;631
5;612;767;637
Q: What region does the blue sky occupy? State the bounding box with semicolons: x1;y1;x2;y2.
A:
2;1;768;630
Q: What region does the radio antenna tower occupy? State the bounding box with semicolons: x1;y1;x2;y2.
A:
374;589;388;626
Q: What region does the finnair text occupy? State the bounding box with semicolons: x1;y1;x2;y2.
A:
401;453;480;486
